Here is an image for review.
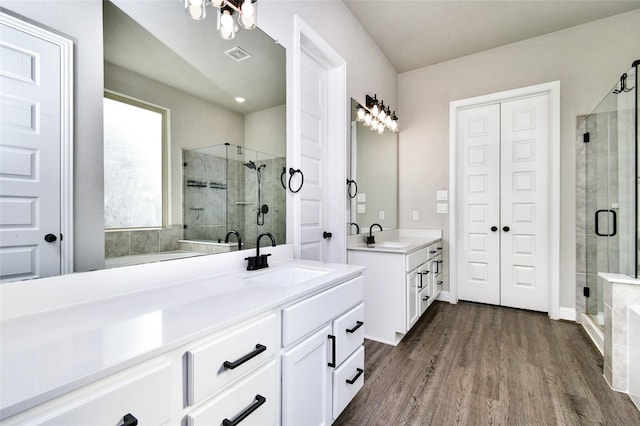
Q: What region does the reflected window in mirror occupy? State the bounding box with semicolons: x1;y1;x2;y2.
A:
103;91;168;229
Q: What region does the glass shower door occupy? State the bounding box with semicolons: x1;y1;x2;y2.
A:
584;63;638;328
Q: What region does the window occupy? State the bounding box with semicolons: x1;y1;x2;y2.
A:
103;92;168;229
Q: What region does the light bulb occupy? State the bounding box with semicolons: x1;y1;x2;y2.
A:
357;107;365;121
211;0;225;7
391;120;398;132
370;117;379;131
371;103;379;117
218;9;236;40
238;0;256;29
385;115;392;128
378;103;386;121
186;0;206;20
377;122;384;134
364;113;371;127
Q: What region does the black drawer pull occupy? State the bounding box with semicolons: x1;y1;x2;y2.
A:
436;247;442;250
328;335;336;367
222;394;266;426
429;250;437;254
423;296;430;302
346;368;364;385
223;344;266;369
122;414;138;426
437;281;443;285
346;321;364;333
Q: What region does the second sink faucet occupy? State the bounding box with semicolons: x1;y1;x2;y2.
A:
245;232;277;271
367;223;383;246
224;230;242;251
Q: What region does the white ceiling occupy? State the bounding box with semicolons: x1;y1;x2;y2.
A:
343;0;640;73
104;0;285;114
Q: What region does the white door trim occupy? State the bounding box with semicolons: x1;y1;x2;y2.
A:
0;11;74;274
449;81;560;319
290;15;347;263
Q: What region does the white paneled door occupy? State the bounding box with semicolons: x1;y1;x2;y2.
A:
0;20;63;282
298;50;329;262
457;94;550;312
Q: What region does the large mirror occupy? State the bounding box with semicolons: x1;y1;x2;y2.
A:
102;0;286;268
348;99;398;235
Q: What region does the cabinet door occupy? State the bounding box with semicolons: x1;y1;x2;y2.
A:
282;325;332;426
406;270;419;330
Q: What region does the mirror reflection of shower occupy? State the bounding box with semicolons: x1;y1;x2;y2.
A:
182;143;285;251
243;160;268;226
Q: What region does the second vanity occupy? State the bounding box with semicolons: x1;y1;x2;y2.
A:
0;245;365;425
348;229;443;346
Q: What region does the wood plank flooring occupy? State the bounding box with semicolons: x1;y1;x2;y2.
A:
334;301;640;425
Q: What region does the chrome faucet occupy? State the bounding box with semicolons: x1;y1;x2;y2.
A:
245;232;276;271
224;230;242;251
367;223;383;245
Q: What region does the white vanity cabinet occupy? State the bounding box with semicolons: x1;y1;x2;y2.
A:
348;238;442;346
1;359;174;426
281;276;365;425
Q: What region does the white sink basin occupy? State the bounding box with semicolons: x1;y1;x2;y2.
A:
375;241;409;249
244;265;331;287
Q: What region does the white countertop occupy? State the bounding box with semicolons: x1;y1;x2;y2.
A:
599;272;640;286
347;236;441;254
0;259;364;419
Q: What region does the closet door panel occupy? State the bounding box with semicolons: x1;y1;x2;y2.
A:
457;104;501;305
500;95;550;312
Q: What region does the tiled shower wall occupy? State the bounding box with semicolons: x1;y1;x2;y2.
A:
105;225;184;258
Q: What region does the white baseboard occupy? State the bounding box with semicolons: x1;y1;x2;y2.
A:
581;313;604;355
558;307;576;322
437;291;451;303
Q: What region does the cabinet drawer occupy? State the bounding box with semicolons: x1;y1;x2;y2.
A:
406;248;428;271
333;346;364;420
187;360;278;426
333;303;364;366
27;361;172;426
187;312;278;406
282;275;363;347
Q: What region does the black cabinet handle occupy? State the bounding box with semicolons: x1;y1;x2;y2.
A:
502;226;510;232
437;280;443;285
490;226;498;232
346;368;364;385
122;413;138;426
222;395;266;426
223;344;266;370
418;271;423;289
423;296;430;302
44;233;57;243
429;250;437;254
328;335;336;367
323;231;333;239
436;247;442;251
346;321;363;333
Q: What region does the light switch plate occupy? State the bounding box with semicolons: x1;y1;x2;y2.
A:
437;190;448;201
357;193;366;202
412;211;419;220
357;204;366;213
437;203;448;214
379;210;385;219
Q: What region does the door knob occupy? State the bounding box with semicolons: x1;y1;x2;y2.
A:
490;226;498;232
323;231;332;239
502;226;510;232
44;234;57;243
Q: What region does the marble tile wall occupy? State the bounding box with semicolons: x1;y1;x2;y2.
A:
105;225;183;258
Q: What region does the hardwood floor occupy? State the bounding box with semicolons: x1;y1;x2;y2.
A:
334;301;640;425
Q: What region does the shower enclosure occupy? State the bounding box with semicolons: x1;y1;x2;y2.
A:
580;60;639;328
182;143;286;250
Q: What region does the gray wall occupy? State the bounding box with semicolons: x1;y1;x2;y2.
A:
397;9;640;310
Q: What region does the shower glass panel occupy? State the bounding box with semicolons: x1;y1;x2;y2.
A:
183;143;286;251
583;62;638;328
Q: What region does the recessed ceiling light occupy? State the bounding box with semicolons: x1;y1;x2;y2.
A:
235;97;246;103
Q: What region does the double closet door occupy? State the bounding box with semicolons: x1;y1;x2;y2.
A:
457;94;550;312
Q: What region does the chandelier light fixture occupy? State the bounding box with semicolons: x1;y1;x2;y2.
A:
356;94;398;134
185;0;258;40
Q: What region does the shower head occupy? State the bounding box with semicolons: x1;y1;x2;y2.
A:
243;161;256;170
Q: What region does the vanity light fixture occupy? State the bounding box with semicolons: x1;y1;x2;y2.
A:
185;0;257;40
355;94;399;134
